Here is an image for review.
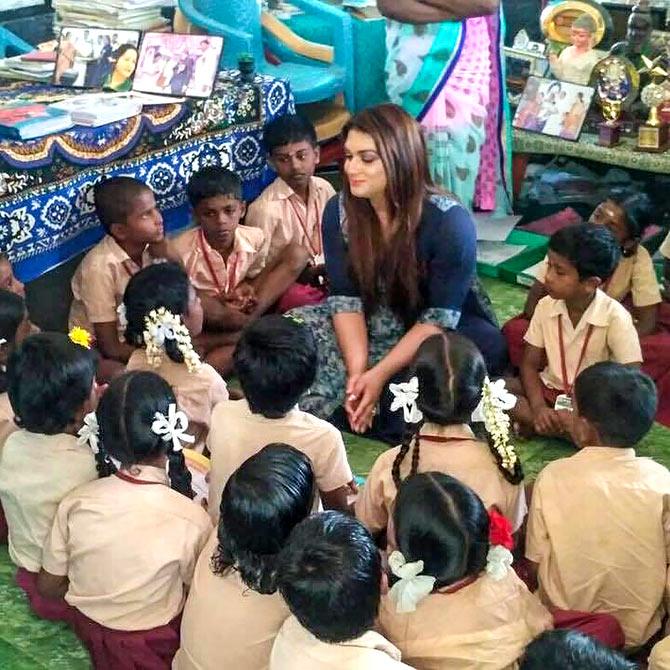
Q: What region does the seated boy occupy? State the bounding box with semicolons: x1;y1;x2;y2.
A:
520;630;635;670
245;114;335;310
173;167;309;374
272;512;414;670
69;177;165;378
509;224;642;437
526;362;670;650
206;314;354;521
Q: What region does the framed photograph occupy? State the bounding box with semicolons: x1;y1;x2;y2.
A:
132;33;224;99
512;76;595;141
504;46;550;103
53;27;141;91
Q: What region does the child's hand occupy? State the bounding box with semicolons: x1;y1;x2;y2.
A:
533;406;564;435
225;283;257;314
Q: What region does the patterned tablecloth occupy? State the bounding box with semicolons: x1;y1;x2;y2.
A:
0;71;294;281
513;128;670;175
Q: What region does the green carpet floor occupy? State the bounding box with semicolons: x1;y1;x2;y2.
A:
1;277;669;668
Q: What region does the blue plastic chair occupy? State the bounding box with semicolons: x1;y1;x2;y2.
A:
0;27;32;59
177;0;354;109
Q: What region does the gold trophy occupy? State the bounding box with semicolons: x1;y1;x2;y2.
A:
638;55;668;151
598;97;623;146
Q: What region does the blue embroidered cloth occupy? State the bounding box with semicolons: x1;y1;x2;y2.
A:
0;71;294;281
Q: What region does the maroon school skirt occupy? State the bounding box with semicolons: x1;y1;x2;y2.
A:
71;609;181;670
15;568;74;622
0;500;7;544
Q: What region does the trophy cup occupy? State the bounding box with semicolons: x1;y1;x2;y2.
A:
638;55;669;151
594;56;631;147
598;97;623;146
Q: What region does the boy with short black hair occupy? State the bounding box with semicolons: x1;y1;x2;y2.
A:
271;511;414;669
69;177;166;377
510;223;642;437
526;362;670;650
520;630;636;670
206;314;354;520
173;167;308;374
246;114;334;310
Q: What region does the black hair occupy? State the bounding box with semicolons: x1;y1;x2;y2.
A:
393;473;489;588
520;630;636;670
392;333;523;488
263;113;318;153
612;193;653;241
95;371;193;498
7;333;97;434
0;290;26;395
548;223;620;281
574;362;656;447
186;167;243;208
233;315;317;418
123;262;191;364
93;176;152;233
276;511;381;643
211;444;315;594
112;43;138;64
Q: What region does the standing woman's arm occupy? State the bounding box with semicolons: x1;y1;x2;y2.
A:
377;0;498;22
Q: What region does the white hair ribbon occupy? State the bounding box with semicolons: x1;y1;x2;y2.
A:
77;411;100;455
116;303;128;330
471;377;516;423
389;377;423;424
146;319;177;348
485;545;514;581
388;550;436;613
151;403;195;453
0;338;6;346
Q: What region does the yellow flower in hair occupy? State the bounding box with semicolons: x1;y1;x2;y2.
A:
69;327;93;350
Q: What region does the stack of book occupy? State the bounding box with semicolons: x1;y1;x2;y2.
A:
0;103;73;140
51;93;143;127
0;52;56;83
53;0;173;31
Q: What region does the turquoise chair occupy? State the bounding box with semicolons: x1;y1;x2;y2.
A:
0;27;32;58
177;0;355;109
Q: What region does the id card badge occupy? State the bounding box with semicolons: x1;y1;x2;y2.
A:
554;394;574;412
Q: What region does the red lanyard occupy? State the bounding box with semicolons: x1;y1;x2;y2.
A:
199;229;238;295
557;315;594;396
419;435;479;444
287;194;322;258
114;470;164;486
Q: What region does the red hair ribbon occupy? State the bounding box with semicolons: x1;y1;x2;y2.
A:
488;507;514;550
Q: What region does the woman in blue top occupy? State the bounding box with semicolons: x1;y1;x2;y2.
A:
292;104;506;440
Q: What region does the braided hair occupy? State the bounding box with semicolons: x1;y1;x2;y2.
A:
95;371;194;498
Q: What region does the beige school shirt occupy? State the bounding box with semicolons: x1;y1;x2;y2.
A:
379;570;551;670
650;636;670;670
41;465;212;631
355;424;526;537
526;447;670;648
536;251;661;307
0;392;16;451
271;615;414;670
174;530;290;670
245;176;335;265
69;234;153;333
207;399;353;522
524;290;642;391
172;226;267;297
126;350;228;452
0;430;97;572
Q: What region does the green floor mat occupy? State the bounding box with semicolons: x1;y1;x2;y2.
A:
1;277;668;668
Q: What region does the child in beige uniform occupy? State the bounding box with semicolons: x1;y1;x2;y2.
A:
173;167;309;375
510;224;641;438
175;444;314;670
378;473;551;670
246;114;335;311
37;371;212;669
123;262;228;451
272;512;414;670
207;315;354;520
650;636;670;670
520;630;636;670
356;332;525;544
526;362;670;650
0;333;99;618
69;177;168;380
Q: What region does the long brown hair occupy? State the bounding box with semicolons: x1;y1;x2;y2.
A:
342;104;432;327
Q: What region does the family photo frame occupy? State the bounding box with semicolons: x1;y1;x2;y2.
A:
512;75;595;141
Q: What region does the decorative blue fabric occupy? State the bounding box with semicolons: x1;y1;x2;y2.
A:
0;71;294;281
